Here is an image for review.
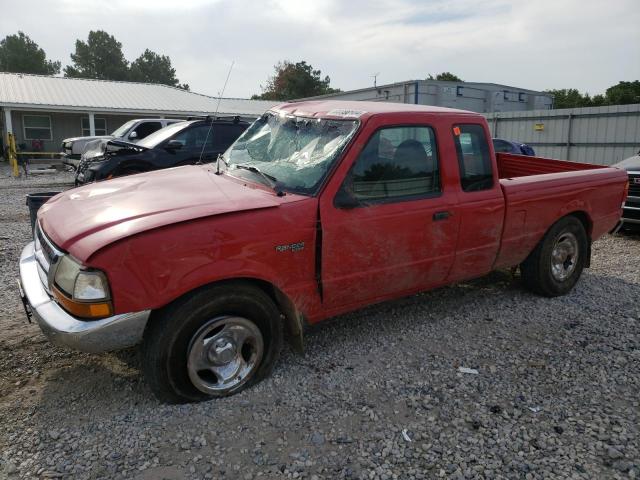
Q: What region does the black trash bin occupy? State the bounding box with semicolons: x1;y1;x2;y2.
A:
26;192;60;233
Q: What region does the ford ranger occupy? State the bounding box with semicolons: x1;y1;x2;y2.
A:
18;101;628;403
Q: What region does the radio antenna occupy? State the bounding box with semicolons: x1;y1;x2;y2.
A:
198;60;235;169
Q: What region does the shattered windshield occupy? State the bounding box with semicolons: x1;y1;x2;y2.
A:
222;112;359;195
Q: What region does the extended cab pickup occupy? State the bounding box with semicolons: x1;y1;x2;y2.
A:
19;101;628;403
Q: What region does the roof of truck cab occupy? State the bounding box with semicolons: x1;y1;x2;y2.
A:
273;100;477;119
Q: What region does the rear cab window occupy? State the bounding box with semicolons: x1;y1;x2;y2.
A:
452;124;493;192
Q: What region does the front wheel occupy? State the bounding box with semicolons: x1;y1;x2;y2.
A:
142;283;283;403
520;216;588;297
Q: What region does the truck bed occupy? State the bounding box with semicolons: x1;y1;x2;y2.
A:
496;152;604;179
493;153;627;269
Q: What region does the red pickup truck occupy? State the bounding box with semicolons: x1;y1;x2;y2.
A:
19;101;628;403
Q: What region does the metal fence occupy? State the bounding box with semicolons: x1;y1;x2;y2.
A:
485;104;640;166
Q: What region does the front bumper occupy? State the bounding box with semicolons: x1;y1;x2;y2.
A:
621;196;640;226
19;241;150;353
61;153;80;169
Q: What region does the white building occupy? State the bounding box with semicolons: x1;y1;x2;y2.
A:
0;72;275;153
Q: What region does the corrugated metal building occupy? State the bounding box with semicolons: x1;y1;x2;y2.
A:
486;104;640;165
300;79;553;113
0;72;275;152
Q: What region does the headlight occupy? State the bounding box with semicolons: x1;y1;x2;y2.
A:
74;272;109;300
55;255;81;294
53;255;112;319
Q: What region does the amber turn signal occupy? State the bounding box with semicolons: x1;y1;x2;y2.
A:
52;286;113;319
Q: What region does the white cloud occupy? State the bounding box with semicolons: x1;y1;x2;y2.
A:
0;0;637;98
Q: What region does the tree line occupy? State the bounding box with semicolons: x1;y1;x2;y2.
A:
0;31;188;90
0;30;638;105
544;83;640;108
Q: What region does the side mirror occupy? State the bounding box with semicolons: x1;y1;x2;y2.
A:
334;183;360;209
165;140;183;150
129;131;138;140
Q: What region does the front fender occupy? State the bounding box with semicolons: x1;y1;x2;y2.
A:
87;202;320;321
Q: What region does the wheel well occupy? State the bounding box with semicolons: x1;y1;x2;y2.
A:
565;211;592;267
237;278;305;353
568;211;592;238
162;277;305;353
520;211;593;270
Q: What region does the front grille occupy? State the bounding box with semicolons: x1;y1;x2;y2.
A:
629;173;640;198
35;225;56;269
33;223;64;292
623;205;640;221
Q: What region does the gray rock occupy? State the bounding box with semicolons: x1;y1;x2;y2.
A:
0;174;638;480
311;432;325;446
607;447;624;460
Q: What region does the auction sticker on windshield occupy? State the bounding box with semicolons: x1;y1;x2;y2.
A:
326;109;367;118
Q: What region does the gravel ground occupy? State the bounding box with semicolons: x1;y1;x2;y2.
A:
0;164;638;479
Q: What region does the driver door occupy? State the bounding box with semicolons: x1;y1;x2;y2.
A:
319;123;460;312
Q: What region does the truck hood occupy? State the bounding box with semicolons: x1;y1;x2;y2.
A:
613;152;640;171
39;165;284;260
63;135;113;143
83;138;147;160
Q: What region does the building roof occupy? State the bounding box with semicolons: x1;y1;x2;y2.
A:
298;79;552;101
0;72;275;117
274;100;475;118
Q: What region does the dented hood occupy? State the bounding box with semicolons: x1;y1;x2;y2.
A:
39;165;282;260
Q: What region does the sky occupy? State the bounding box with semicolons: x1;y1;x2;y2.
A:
1;0;638;98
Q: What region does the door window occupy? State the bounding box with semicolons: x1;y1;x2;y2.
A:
171;125;214;150
345;126;440;203
453;124;493;192
132;122;162;140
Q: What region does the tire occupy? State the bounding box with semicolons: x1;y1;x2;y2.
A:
142;282;283;403
520;216;588;297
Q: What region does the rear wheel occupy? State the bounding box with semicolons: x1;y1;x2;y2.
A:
521;216;588;297
142;283;283;403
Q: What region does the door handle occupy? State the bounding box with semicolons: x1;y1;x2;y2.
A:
433;211;451;221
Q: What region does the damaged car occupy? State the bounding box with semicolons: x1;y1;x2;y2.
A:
62;118;184;169
19;101;628;403
75;116;249;185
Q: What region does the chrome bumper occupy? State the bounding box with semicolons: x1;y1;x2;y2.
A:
19;241;150;353
621;195;640;225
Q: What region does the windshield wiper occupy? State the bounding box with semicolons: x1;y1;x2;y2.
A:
234;164;284;195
